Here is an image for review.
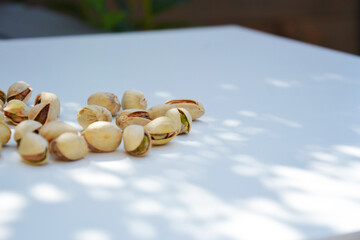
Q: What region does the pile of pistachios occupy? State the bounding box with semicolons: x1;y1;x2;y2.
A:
0;81;205;165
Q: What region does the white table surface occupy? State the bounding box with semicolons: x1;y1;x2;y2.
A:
1;25;360;240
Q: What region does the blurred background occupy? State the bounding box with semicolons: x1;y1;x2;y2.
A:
0;0;359;55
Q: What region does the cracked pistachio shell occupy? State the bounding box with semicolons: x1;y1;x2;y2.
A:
88;92;121;116
0;89;5;108
28;103;57;125
7;81;32;103
144;116;177;146
50;132;88;161
39;121;78;142
14;120;42;145
123;125;151;157
0;111;4;121
77;105;112;129
165;99;205;120
18;132;48;165
166;107;192;134
147;104;175;120
121;90;147;110
81;121;122;152
115;109;151;130
0;121;11;145
34;92;61;116
4;100;30;125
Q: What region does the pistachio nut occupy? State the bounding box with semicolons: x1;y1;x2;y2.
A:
18;132;48;165
144;116;177;146
0;111;4;122
121;90;147;110
0;121;11;145
165;99;205;120
77;105;112;129
147;104;174;120
166;107;192;134
7;81;32;103
81;121;122;152
4;100;30;125
123;125;151;157
0;89;6;108
115;109;151;130
14;120;42;146
50;132;88;161
28;103;57;125
39;121;78;142
87;92;121;116
34;92;61;116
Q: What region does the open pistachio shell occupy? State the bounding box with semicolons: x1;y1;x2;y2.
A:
165;99;205;120
7;81;32;103
87;92;121;116
123;125;151;157
166;107;192;134
147;104;174;120
4;100;30;125
81;121;122;152
144;116;177;146
28;103;57;125
50;132;88;161
77;105;112;129
0;121;11;145
34;92;61;117
18;132;48;165
115;109;151;130
39;121;78;142
121;90;147;110
14;120;42;145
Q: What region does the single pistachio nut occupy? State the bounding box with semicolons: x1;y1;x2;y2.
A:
4;100;30;125
123;125;151;157
165;99;205;120
166;107;192;134
81;121;122;152
87;92;121;116
39;121;78;142
50;132;88;161
14;120;42;146
0;111;4;121
0;89;6;108
115;109;151;130
147;104;175;120
18;132;48;165
28;103;57;125
121;90;147;110
0;121;11;145
144;116;177;146
7;81;32;103
34;92;61;116
77;105;112;129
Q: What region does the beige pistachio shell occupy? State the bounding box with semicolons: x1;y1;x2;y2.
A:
88;92;121;116
121;90;147;110
166;107;192;134
28;103;57;125
0;111;4;121
165;99;205;120
81;121;122;152
39;121;78;142
0;121;11;145
0;89;5;108
147;104;175;120
34;92;61;116
115;109;151;130
144;116;177;146
18;132;48;165
50;132;88;161
77;105;112;129
14;120;42;145
4;100;30;125
123;125;151;157
7;81;32;103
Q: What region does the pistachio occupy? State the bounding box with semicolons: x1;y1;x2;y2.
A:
0;111;4;122
4;100;30;125
34;92;61;116
50;132;88;161
165;99;205;120
39;121;78;142
87;92;121;116
166;107;192;134
115;109;151;130
0;89;6;108
147;104;174;120
123;125;151;157
77;105;112;129
0;121;11;145
144;116;177;145
81;121;122;152
14;120;42;146
28;103;57;125
18;132;48;165
121;90;147;110
7;81;32;103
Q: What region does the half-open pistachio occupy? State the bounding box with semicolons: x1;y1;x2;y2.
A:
77;105;112;129
0;121;11;145
147;104;174;120
18;132;48;165
165;99;205;120
7;81;32;103
166;107;192;134
14;120;42;146
28;103;57;125
121;90;147;110
4;100;30;125
144;116;177;146
115;109;151;130
123;125;151;157
34;92;61;117
50;132;88;161
39;121;78;142
87;92;121;116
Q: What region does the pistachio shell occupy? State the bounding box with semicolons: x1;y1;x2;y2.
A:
166;107;192;134
81;121;122;152
0;111;4;121
0;121;11;145
14;120;42;145
50;132;88;161
4;100;30;125
34;92;61;116
123;125;151;156
28;103;57;125
147;104;174;120
0;89;5;107
121;90;147;110
77;105;112;129
39;121;78;142
144;116;177;145
7;81;32;103
165;99;205;120
115;109;151;130
18;132;48;165
88;92;121;116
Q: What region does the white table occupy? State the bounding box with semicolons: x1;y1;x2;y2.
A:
0;25;360;240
